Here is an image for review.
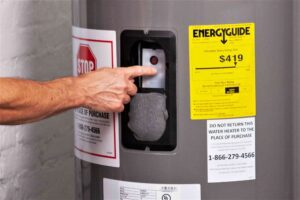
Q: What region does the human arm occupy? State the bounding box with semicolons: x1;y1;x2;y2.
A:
0;66;156;125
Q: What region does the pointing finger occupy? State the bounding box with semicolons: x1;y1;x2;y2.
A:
124;66;157;79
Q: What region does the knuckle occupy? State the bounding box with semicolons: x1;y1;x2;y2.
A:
127;83;137;94
116;103;124;112
124;95;131;104
120;83;129;91
132;85;138;94
119;70;127;77
119;94;126;101
122;95;128;101
120;94;130;102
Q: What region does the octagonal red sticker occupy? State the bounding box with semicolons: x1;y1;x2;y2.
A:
77;44;97;75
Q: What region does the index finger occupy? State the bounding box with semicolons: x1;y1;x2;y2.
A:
124;66;157;79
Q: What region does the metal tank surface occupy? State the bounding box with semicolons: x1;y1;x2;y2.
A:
294;0;300;199
72;0;294;199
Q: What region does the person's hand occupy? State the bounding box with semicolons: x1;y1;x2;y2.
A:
75;66;157;112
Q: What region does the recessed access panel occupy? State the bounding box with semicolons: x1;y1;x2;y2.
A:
121;30;177;151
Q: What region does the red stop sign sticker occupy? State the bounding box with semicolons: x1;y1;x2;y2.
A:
77;44;97;75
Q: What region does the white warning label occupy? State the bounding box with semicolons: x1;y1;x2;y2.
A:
72;26;119;168
103;178;201;200
207;117;255;183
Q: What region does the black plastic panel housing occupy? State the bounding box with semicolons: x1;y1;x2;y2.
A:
121;30;177;151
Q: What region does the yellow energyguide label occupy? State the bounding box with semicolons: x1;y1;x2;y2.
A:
189;23;256;120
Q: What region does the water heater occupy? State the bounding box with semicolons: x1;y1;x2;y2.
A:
72;0;294;199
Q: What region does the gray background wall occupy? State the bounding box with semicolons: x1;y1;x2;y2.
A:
0;0;74;199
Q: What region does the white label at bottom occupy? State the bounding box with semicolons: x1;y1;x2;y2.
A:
103;178;201;200
207;117;256;183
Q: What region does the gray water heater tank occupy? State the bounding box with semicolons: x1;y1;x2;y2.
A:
72;0;294;199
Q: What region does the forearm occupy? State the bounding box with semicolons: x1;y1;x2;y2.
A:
0;77;83;125
0;66;155;125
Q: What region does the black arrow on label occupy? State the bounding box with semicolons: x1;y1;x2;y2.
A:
221;32;227;44
234;61;237;66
